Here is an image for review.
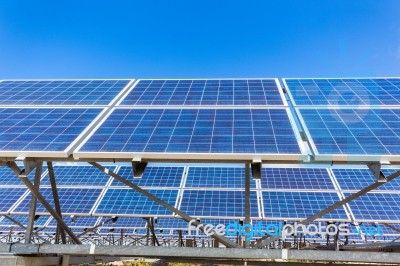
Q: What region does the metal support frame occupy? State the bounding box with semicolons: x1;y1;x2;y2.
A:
253;169;400;247
7;162;82;244
47;161;67;244
25;162;42;244
244;164;251;248
3;216;50;244
89;162;241;248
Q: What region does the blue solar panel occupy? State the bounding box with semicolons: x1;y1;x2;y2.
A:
0;80;131;105
0;108;101;152
299;108;400;156
95;189;178;215
40;166;114;186
0;188;27;212
47;216;99;227
154;218;189;229
185;167;257;188
0;166;42;186
333;169;400;191
111;166;184;187
80;108;301;154
345;193;400;221
120;79;284;106
262;192;348;220
260;168;335;190
285;78;400;106
14;188;102;214
179;190;259;218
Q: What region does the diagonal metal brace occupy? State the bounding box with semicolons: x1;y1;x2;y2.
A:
253;168;400;248
6;162;82;244
89;162;241;248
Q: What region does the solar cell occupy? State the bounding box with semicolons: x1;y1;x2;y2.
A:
120;79;284;106
0;188;27;213
185;167;257;188
95;189;178;216
111;166;184;187
78;108;303;156
0;80;131;106
345;193;400;221
40;166;114;186
298;108;400;159
179;190;259;218
332;169;400;191
260;168;335;190
0;108;102;155
13;188;102;214
262;192;348;220
284;78;400;106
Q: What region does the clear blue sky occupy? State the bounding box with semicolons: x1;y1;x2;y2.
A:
0;0;399;79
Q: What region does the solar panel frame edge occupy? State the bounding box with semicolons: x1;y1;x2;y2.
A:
283;77;400;108
117;78;288;107
294;106;400;162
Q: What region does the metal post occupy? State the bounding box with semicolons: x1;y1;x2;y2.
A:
244;164;251;248
25;162;42;244
47;161;67;244
89;162;241;248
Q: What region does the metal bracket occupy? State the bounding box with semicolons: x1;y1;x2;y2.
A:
251;160;262;180
367;163;387;183
132;160;148;178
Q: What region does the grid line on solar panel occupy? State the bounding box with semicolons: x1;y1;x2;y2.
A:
0;188;30;213
261;191;349;220
179;190;259;218
94;189;178;216
111;166;184;187
332;169;400;191
297;108;400;160
344;192;400;222
40;166;114;187
0;80;132;106
185;167;257;188
0;108;102;154
78;108;303;155
13;188;102;214
284;78;400;106
260;168;335;190
119;79;285;106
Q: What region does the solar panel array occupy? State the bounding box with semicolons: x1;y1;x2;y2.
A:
0;165;399;236
75;78;307;161
0;77;399;239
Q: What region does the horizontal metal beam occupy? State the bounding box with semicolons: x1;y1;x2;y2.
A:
2;244;400;263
